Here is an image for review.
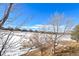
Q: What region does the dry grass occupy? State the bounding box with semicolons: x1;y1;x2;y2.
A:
22;48;53;56
22;41;79;56
56;41;79;56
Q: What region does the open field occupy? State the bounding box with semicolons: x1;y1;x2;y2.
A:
22;41;79;56
0;30;77;56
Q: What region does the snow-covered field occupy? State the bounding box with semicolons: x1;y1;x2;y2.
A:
0;30;72;56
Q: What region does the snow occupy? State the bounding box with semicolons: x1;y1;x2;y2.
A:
0;30;72;56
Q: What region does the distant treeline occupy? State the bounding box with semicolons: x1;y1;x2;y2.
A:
0;27;70;35
0;27;33;32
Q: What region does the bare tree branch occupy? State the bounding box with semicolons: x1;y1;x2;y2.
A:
0;3;14;27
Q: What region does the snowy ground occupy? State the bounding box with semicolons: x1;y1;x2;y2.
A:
0;30;72;56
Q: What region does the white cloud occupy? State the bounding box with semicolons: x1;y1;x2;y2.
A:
20;24;72;33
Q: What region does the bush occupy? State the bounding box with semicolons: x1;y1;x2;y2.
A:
15;27;21;31
29;29;33;32
71;24;79;42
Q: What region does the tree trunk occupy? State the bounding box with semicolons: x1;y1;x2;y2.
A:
53;34;57;55
0;3;13;27
53;40;56;55
0;51;2;56
77;40;79;43
41;49;43;56
41;49;45;56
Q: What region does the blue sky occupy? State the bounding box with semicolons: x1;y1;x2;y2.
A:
0;3;79;29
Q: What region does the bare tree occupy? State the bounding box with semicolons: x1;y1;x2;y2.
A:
0;29;28;56
49;12;73;55
0;3;14;56
21;33;53;56
0;3;31;56
0;3;13;28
